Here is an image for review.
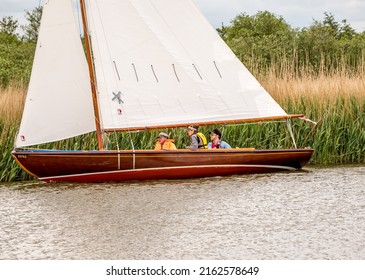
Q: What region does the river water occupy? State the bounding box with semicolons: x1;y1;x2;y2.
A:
0;165;364;260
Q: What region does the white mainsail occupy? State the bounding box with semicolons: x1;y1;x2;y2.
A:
15;0;95;148
16;0;288;148
85;0;287;131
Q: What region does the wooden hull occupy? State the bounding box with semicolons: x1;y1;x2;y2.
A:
12;148;314;183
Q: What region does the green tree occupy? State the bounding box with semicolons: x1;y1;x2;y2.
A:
219;11;365;77
296;13;363;74
0;16;19;36
21;6;42;42
0;7;42;86
218;11;296;74
0;32;35;86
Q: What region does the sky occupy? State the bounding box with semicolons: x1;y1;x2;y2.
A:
1;0;365;32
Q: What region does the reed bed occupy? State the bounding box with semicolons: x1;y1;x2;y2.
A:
262;72;365;164
0;84;30;181
1;70;364;182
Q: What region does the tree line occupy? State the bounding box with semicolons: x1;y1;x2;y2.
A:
1;8;365;87
0;7;41;86
218;11;365;77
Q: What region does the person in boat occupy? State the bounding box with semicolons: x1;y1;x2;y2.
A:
187;125;207;150
154;132;177;150
208;128;231;149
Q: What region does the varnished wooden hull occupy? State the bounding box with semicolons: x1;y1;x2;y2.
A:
12;148;314;183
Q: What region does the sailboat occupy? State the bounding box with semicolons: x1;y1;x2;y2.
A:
12;0;314;183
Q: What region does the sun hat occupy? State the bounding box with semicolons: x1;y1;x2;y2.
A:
187;125;198;131
157;132;169;138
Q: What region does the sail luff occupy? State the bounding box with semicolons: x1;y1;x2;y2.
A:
80;0;104;150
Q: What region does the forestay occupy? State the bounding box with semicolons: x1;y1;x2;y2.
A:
15;0;95;148
85;0;287;131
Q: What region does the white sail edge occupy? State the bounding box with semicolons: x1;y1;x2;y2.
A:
15;0;95;148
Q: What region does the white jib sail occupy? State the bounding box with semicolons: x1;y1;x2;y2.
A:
15;0;95;148
85;0;287;131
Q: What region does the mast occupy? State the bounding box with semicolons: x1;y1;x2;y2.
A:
80;0;104;150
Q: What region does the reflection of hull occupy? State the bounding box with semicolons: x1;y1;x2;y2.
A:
12;148;314;183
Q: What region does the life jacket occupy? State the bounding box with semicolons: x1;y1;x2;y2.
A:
154;139;176;150
211;141;221;149
196;132;208;149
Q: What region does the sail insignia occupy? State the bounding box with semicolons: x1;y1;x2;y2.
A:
112;91;124;105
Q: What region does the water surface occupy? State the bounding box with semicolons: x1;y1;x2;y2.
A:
1;165;364;259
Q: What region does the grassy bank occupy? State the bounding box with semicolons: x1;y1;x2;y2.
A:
1;72;364;182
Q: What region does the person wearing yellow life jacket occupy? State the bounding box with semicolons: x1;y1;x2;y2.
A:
154;132;177;150
186;125;207;150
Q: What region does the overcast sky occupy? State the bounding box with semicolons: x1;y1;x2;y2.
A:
1;0;365;32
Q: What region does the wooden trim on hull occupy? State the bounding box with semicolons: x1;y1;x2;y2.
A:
12;148;314;183
40;164;298;183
